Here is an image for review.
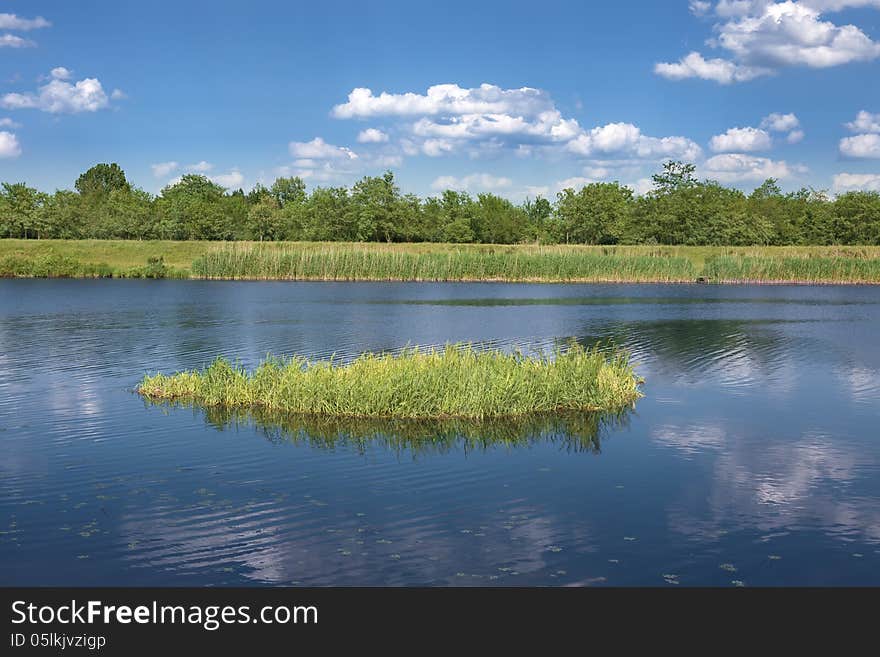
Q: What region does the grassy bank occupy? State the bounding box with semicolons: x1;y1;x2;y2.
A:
138;343;642;420
2;239;880;283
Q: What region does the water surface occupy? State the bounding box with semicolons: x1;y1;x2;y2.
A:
1;280;878;586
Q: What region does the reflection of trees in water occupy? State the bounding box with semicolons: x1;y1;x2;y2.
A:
144;399;632;456
569;319;800;384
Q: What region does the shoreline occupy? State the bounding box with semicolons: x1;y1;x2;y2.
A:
4;273;880;285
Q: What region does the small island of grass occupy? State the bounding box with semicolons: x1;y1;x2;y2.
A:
138;343;642;420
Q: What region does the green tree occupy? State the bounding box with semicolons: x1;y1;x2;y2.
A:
157;175;233;240
247;197;284;241
75;163;131;198
0;183;46;238
555;183;633;244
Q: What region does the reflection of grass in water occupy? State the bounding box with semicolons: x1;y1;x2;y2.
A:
144;398;632;455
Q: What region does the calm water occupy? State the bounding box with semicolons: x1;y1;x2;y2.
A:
1;280;879;586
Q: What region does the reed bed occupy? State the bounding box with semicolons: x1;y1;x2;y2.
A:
138;343;642;420
190;244;698;282
704;255;880;284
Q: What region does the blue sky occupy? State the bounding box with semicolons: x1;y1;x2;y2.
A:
1;0;879;199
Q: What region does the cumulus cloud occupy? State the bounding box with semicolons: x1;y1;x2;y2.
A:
210;170;244;189
0;34;36;48
356;128;389;143
186;160;213;172
654;51;770;83
289;137;358;160
0;117;20;128
151;161;179;178
702;153;797;181
280;138;362;182
332;82;703;168
840;133;880;158
628;178;657;196
656;1;880;83
332;83;582;157
431;173;513;191
0;13;51;30
758;112;805;143
761;112;800;132
845;110;880;133
567;122;702;161
1;69;113;114
710;126;773;152
690;0;713;14
332;83;555;119
554;176;600;191
0;131;21;158
50;67;72;81
832;172;880;192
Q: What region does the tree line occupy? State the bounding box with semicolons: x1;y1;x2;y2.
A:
1;161;879;245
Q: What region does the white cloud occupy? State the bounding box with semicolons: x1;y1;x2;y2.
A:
0;117;20;128
0;131;21;158
50;67;72;81
333;83;554;119
840;133;880;158
421;138;455;157
761;112;800;132
832;172;880;192
372;154;403;168
654;51;770;83
211;170;244;189
801;1;880;12
186;160;213;172
786;129;805;143
288;137;358;160
110;89;127;101
690;0;713;14
702;153;797;181
567;122;702;161
554;176;600;191
430;173;513;191
356;128;389;143
710;126;773;152
845;110;880;133
0;34;35;48
628;178;657;196
333;83;582;159
151;161;179;178
657;1;880;83
0;13;51;30
333;82;703;168
524;185;551;198
1;71;113;114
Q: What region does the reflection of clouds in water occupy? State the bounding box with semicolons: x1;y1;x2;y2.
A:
663;429;880;544
836;365;880;404
652;423;726;458
117;499;593;585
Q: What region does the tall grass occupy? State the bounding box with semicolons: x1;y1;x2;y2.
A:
191;244;699;282
138;343;642;420
704;255;880;283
